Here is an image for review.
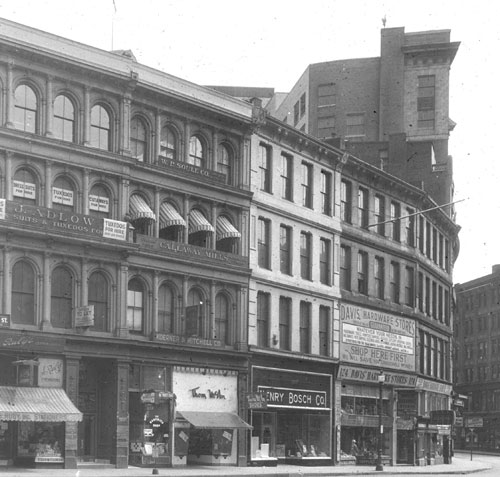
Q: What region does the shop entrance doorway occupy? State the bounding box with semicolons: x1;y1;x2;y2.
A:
78;414;96;461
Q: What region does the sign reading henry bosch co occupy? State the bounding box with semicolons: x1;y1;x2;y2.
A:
340;303;416;372
257;386;329;410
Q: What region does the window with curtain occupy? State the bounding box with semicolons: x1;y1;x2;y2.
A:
340;245;351;291
300;232;312;280
319;306;329;356
259;143;271;192
88;184;110;218
53;94;75;142
281;153;292;200
257;291;270;347
13;168;37;205
88;271;109;332
189;135;205;168
299;301;311;354
52;176;75;212
90;104;111;150
279;225;291;275
14;84;37;133
215;293;230;345
51;266;73;329
127;279;144;333
217;143;233;185
131;116;148;162
279;296;291;351
319;238;331;285
340;180;352;223
160;126;177;160
320;170;332;215
158;283;174;334
258;218;271;269
11;260;35;325
301;162;313;208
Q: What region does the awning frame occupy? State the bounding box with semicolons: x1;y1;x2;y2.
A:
159;202;186;229
216;215;241;241
189;209;215;234
129;194;156;222
177;411;252;430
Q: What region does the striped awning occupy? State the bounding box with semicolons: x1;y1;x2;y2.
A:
177;411;252;430
0;386;82;422
159;202;186;228
216;216;241;240
189;209;214;234
129;194;155;222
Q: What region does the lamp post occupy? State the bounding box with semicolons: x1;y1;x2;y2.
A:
375;370;385;472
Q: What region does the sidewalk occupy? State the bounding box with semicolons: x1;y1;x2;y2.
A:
0;453;490;477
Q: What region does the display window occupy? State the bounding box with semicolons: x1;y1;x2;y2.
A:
341;395;389;416
17;422;64;463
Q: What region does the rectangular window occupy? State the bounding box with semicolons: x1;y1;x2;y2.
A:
258;218;271;269
419;330;426;374
319;306;329;356
432;281;437;319
444;239;450;271
279;296;291;351
444;289;450;325
341;180;352;223
405;267;414;307
127;289;143;332
357;251;368;295
358;187;369;228
340;245;351;291
320;170;332;215
294;101;300;126
390;201;401;242
438;285;444;322
318;83;336;106
279;225;292;275
438;233;444;268
418;216;425;253
280;153;293;201
418;272;424;312
346;113;365;137
259;143;271;192
301;162;313;208
257;292;270;347
300;232;312;280
300;93;306;118
425;277;431;315
319;238;331;285
374;256;385;299
426;221;432;258
432;228;438;263
417;75;435;129
299;301;311;354
374;195;385;235
406;208;415;247
390;261;400;303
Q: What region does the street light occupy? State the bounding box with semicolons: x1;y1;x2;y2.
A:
375;370;385;472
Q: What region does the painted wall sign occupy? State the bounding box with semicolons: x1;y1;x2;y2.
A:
154;332;223;348
157;157;226;183
340;303;415;372
0;332;64;351
415;378;452;395
257;386;329;410
338;365;418;387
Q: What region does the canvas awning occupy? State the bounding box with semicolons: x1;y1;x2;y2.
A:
189;209;214;234
0;386;82;422
129;194;156;222
177;411;252;429
216;216;241;241
159;202;186;228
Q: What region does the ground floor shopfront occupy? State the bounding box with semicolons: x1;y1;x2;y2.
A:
249;360;333;467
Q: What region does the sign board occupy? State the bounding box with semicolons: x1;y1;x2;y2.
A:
74;305;94;327
466;417;483;428
430;410;455;425
340;303;415;372
0;314;10;328
455;416;464;427
257;386;329;410
247;393;268;409
38;358;64;388
103;219;127;241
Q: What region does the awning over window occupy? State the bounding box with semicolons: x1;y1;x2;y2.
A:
129;195;156;222
159;202;186;228
216;216;241;241
189;209;214;234
177;411;252;430
0;386;83;422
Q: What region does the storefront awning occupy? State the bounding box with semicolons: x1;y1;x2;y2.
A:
216;216;241;241
189;209;214;234
159;202;186;228
129;195;156;222
0;386;83;422
177;411;252;430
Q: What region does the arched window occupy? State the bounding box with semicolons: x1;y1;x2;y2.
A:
53;94;75;142
127;278;144;333
12;260;36;325
160;126;177;160
215;293;231;345
51;266;73;329
217;143;233;185
186;288;204;337
158;283;174;334
159;201;185;242
89;184;111;218
13;168;37;205
90;104;111;151
88;271;109;332
14;84;37;133
52;176;75;212
189;135;205;168
131;116;148;162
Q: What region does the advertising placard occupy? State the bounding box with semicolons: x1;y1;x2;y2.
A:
340;303;416;371
103;219;127;241
74;305;94;327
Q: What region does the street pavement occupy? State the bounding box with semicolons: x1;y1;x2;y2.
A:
0;453;490;477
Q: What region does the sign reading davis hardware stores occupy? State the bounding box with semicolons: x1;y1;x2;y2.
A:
340;303;416;372
0;199;126;241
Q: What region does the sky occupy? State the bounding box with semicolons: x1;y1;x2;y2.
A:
0;0;497;284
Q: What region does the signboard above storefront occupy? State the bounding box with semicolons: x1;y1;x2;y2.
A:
338;365;417;388
157;157;226;183
246;393;268;409
0;314;10;328
154;332;224;348
257;386;329;410
340;303;416;372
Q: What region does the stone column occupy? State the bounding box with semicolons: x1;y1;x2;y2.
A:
45;161;52;207
120;95;131;156
5;151;12;200
209;280;216;339
81;258;88;306
154;110;161;164
183;195;189;244
152;270;159;335
5;61;14;128
64;357;80;469
83;169;90;215
237;371;249;466
116;261;129;337
210;202;216;250
184;121;191;163
45;75;53;137
42;252;51;329
113;360;129;469
154;187;160;238
2;247;10;316
83;87;90;146
211;129;218;170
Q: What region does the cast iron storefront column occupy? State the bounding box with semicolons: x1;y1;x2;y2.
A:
65;357;80;469
114;360;129;468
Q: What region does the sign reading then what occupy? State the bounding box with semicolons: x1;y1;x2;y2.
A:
257;386;328;410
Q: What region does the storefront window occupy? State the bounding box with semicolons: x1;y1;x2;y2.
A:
17;422;64;464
